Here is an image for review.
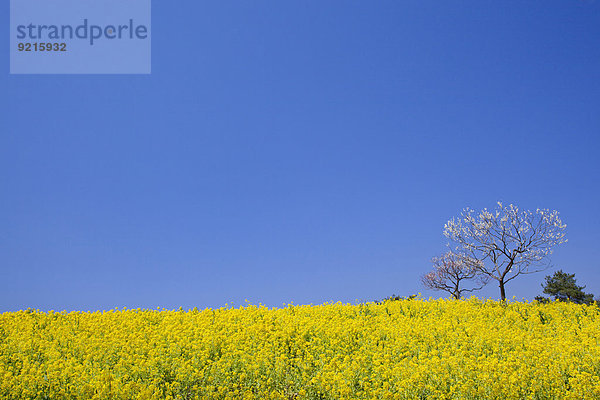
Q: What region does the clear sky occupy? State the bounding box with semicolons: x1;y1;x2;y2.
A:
1;1;599;312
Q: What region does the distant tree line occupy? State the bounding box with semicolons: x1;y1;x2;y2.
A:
383;202;595;305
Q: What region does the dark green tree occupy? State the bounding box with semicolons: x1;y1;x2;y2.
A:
539;270;594;304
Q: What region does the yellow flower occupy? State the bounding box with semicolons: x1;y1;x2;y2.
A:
1;300;599;399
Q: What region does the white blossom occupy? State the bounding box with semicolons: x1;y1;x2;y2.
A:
443;202;567;300
422;251;489;299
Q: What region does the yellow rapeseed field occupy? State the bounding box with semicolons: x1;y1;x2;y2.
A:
1;299;599;399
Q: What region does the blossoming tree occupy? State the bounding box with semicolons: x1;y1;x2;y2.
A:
422;251;489;299
444;202;567;301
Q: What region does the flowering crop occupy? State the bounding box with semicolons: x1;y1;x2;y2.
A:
1;299;599;399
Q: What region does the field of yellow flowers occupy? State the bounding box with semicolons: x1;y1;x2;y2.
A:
1;299;599;400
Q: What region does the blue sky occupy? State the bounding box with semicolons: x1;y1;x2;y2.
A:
1;0;599;311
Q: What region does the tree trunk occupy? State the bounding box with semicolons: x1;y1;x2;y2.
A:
499;281;506;301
